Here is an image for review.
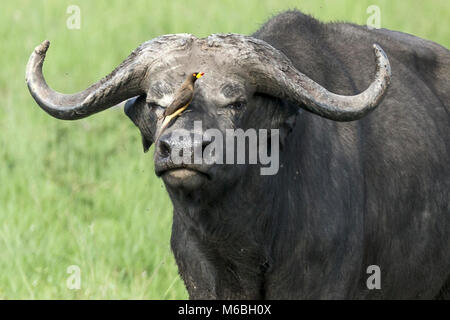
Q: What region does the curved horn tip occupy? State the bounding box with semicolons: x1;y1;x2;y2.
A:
373;43;389;65
374;44;391;79
35;40;50;56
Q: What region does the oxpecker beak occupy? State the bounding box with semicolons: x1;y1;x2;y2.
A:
156;104;190;143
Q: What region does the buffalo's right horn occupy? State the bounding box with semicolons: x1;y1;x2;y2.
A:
25;34;195;120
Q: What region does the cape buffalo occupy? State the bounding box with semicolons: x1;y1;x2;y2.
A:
26;10;449;299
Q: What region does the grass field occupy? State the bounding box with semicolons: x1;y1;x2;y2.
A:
0;0;448;299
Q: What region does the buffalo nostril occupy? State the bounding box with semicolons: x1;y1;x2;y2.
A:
202;136;213;154
202;140;209;153
159;139;171;158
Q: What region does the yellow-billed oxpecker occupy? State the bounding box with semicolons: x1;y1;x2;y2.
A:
157;72;204;140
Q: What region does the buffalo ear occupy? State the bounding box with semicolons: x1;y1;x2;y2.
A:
275;100;300;149
124;95;155;153
141;136;152;153
279;113;298;150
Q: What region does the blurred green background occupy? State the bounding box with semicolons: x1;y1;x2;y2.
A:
0;0;448;299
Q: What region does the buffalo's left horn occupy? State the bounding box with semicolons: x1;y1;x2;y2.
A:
233;36;391;121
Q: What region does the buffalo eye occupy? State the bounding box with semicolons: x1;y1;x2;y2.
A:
147;102;164;110
225;101;246;111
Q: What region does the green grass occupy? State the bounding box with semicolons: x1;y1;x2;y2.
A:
0;0;448;299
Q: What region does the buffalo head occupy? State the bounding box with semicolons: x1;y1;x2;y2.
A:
26;34;390;194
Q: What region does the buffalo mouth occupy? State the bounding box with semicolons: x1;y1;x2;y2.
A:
155;165;211;189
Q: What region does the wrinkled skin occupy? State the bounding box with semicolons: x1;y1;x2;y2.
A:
27;10;449;299
124;11;450;299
